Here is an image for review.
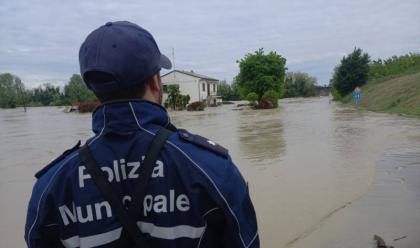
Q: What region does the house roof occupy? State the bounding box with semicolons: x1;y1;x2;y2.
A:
161;70;219;81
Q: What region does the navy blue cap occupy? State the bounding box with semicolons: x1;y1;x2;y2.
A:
79;21;172;94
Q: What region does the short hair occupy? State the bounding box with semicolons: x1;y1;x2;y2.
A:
84;71;147;102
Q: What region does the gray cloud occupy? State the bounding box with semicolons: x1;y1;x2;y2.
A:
0;0;419;87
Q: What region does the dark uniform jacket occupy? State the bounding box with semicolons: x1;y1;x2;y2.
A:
25;100;259;248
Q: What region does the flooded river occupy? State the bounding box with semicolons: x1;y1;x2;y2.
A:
1;97;420;247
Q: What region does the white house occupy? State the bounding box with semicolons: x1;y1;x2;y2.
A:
161;70;221;106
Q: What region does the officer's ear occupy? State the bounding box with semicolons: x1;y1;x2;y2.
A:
147;74;161;93
142;74;162;104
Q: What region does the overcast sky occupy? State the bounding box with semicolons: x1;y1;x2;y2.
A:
1;0;419;87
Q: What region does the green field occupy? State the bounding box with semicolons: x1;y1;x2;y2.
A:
343;71;420;117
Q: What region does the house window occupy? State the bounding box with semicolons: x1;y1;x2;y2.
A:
202;83;205;91
213;84;216;92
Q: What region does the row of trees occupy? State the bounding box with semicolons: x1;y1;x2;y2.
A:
331;48;420;100
217;80;241;101
284;72;317;98
2;49;321;110
369;53;420;81
0;73;96;108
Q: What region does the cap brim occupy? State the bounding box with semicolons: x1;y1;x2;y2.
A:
160;54;172;69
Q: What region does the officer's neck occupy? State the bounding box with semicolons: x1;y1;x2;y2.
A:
141;94;161;105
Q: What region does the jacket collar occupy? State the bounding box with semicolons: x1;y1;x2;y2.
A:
92;100;170;135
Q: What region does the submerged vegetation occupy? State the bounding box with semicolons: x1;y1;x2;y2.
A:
186;101;206;111
236;48;286;109
78;100;101;113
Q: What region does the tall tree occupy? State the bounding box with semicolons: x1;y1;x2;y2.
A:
166;84;180;110
331;48;370;97
0;73;26;108
236;48;287;100
230;80;241;100
64;74;95;104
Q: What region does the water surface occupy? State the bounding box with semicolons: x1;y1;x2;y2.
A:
1;97;420;247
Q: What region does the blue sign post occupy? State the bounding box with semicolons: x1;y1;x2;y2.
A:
354;86;362;104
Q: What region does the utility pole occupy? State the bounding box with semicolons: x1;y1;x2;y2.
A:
172;47;176;70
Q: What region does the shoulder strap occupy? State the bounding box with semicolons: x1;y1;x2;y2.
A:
78;127;172;248
128;127;172;216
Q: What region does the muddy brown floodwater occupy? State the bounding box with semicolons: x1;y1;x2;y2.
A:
1;97;420;247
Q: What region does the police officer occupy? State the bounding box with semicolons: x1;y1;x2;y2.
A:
25;21;259;248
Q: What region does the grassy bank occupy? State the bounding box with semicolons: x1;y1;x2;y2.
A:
342;71;420;117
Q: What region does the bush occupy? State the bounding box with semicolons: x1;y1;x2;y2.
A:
78;100;101;113
257;97;274;109
187;101;205;111
331;86;342;101
258;90;279;108
246;92;258;106
179;95;190;109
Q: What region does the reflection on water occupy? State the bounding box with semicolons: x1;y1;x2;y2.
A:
1;98;420;248
238;109;285;166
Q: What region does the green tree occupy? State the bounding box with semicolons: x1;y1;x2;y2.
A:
64;74;95;104
236;48;287;101
180;95;190;109
284;72;317;98
230;81;241;100
0;73;26;108
217;80;242;101
31;83;63;106
217;80;232;101
331;48;370;98
166;84;180;110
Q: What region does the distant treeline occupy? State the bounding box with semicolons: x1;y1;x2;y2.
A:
369;53;420;81
0;73;96;108
283;72;317;98
217;81;241;101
